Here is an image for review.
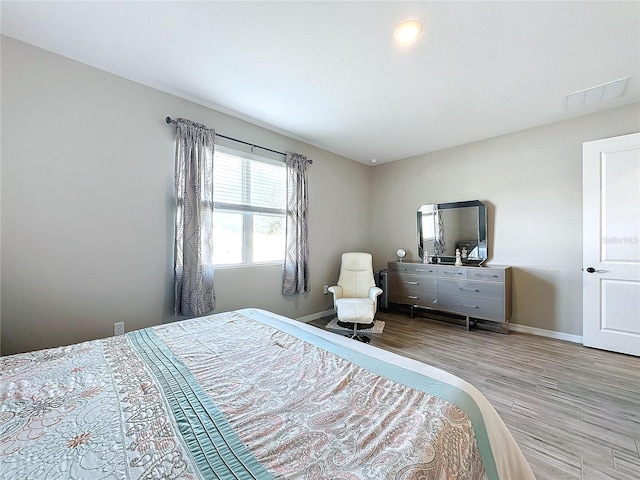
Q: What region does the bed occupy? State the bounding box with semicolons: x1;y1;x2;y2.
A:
1;308;535;479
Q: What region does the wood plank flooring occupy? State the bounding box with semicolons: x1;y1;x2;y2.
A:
308;309;640;480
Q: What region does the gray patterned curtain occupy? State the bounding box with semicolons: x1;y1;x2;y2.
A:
282;152;310;295
174;118;216;315
434;210;447;255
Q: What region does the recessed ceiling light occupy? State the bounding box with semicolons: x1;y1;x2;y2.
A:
394;20;423;43
370;159;378;163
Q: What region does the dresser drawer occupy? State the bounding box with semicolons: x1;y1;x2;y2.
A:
436;294;505;321
411;264;437;276
438;278;504;301
437;266;468;279
388;273;437;293
388;262;412;274
467;268;505;283
388;286;437;308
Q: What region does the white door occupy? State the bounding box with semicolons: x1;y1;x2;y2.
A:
583;132;640;356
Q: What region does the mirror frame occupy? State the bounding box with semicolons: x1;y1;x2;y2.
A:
417;200;487;265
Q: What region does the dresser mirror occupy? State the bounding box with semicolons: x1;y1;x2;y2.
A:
417;200;487;265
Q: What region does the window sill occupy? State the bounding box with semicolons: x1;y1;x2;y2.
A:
214;262;283;270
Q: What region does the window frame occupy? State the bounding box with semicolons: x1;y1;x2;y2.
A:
212;145;286;267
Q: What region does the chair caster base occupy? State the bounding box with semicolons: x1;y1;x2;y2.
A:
337;320;375;330
345;333;370;343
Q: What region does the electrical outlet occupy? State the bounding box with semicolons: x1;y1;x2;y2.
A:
323;285;329;295
114;322;125;336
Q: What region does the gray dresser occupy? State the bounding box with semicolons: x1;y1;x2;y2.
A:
387;261;512;331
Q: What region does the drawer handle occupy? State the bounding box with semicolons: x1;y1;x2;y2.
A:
475;274;499;278
404;281;419;285
443;271;463;275
458;303;479;309
458;287;480;292
415;269;434;273
406;296;419;300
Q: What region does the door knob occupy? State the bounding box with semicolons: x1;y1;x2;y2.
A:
585;267;607;273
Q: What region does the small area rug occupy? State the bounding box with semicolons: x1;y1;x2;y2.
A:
325;317;385;334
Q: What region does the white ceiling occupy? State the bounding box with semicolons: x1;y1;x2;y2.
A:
2;1;639;164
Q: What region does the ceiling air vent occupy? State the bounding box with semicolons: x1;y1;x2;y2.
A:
564;77;628;110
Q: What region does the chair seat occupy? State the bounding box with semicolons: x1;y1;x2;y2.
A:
335;297;376;324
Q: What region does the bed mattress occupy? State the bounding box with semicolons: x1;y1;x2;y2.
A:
0;308;534;479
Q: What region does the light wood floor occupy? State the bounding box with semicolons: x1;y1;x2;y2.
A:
308;309;640;480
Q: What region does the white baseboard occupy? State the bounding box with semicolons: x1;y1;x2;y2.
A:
296;308;335;323
298;309;583;345
509;323;583;344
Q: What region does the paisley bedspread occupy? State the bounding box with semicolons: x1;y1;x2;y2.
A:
0;308;534;479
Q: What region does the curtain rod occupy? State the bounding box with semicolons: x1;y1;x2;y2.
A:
165;117;312;163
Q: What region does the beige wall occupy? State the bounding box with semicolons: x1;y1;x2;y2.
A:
2;36;639;354
1;37;372;354
369;103;640;336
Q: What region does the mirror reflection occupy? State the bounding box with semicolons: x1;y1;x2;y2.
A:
417;200;487;264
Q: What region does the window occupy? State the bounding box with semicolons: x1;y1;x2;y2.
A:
421;212;435;241
213;146;286;265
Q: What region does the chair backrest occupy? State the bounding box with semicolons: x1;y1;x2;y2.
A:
337;252;376;298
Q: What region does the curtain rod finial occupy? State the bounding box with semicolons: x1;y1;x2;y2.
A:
165;117;173;124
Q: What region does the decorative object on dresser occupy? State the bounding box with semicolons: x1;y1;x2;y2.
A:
387;262;512;333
